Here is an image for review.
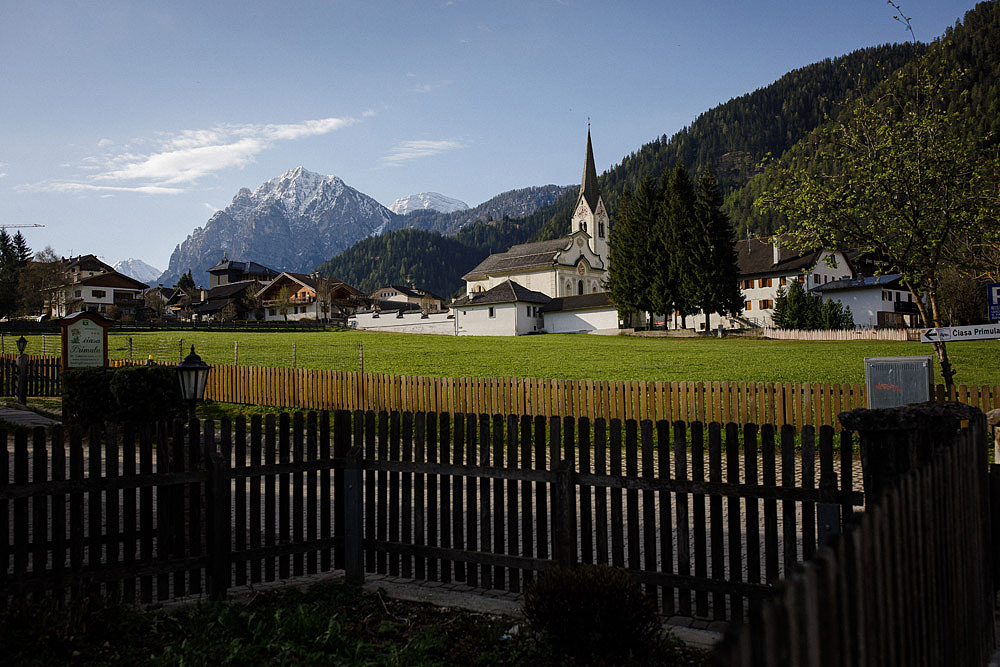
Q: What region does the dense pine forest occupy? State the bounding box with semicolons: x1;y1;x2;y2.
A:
319;1;999;299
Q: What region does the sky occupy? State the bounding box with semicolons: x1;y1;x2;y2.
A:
0;0;980;273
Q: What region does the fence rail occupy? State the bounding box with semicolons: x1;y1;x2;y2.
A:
3;413;861;623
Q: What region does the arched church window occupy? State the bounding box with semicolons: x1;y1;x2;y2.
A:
581;220;587;232
577;280;583;295
598;222;605;238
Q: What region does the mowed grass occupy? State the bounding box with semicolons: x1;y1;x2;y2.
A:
8;329;991;386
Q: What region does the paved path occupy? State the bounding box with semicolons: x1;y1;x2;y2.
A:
0;405;61;429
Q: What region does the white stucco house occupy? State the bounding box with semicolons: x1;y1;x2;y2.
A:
676;237;856;331
451;280;550;336
811;274;922;328
541;292;619;334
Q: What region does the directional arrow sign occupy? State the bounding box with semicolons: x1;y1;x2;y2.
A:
921;324;1000;343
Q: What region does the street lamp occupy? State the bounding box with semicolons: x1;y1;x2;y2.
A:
176;345;211;421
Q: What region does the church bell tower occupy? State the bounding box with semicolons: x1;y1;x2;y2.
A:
571;127;609;263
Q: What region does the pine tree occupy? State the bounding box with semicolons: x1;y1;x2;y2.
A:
690;168;744;328
656;164;699;326
608;176;659;321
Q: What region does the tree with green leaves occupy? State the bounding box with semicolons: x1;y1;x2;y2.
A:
0;230;30;319
690;168;744;328
756;49;1000;388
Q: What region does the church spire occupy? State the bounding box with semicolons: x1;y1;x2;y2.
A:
579;126;601;213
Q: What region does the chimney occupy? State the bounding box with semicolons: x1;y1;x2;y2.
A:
772;237;780;266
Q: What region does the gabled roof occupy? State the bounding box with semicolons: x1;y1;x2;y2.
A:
207;257;279;277
258;272;365;300
462;238;570;280
374;284;445;302
540;291;614;313
205;280;258;300
811;274;904;293
578;128;601;213
62;254;115;274
76;272;148;290
737;236;824;277
451;280;551;308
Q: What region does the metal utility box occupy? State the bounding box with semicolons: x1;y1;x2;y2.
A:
864;356;934;409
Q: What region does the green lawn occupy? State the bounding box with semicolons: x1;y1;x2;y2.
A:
6;329;998;386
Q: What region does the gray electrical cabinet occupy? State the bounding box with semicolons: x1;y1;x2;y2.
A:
864;356;934;409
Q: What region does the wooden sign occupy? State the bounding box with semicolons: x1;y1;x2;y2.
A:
58;311;113;370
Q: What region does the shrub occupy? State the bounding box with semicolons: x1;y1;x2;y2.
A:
63;365;185;425
522;564;662;663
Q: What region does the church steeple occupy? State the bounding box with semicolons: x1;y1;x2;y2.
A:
571;126;609;264
579;126;601;213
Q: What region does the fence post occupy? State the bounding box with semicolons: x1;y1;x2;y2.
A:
343;445;365;585
552;458;576;568
16;353;28;404
840;401;982;505
817;471;840;549
205;450;231;600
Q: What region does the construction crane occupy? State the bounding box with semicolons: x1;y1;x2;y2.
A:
0;224;44;229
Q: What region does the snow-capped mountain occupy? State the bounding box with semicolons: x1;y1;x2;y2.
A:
113;258;161;284
389;192;469;216
158;167;397;286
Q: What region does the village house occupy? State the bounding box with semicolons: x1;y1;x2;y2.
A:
812;273;921;328
45;254;148;318
370;285;446;312
257;272;365;324
207;256;279;287
673;237;856;331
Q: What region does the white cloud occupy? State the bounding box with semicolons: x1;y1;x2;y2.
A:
412;80;453;94
203;202;218;212
18;182;186;195
382;139;463;166
30;115;360;195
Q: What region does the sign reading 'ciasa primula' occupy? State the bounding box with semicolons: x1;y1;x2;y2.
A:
58;311;113;370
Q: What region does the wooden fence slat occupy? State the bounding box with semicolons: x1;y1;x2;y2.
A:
690;421;707;617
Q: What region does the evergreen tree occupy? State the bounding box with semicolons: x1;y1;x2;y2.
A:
608;176;659;320
0;230;28;318
655;164;698;326
175;270;196;294
690;168;744;328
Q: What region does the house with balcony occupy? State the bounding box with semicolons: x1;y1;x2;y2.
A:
370;285;446;312
257;272;365;324
46;254;148;318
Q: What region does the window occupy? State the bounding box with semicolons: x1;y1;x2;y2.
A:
814;275;822;284
92;290;106;298
760;278;772;288
74;290;82;298
578;280;584;295
488;307;495;318
741;279;753;290
745;301;752;311
780;276;787;286
598;222;605;238
759;299;773;310
269;308;276;316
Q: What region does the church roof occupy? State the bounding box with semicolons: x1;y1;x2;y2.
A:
578;128;601;212
462;238;570;280
541;291;614;313
451;280;552;307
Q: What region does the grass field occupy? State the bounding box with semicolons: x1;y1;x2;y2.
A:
5;329;997;386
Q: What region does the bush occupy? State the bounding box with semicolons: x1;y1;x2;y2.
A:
63;365;185;425
523;564;662;663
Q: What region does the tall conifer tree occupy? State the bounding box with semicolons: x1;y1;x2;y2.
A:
608;176;659;320
690;168;743;328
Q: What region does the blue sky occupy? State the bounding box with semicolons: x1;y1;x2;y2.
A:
0;0;978;272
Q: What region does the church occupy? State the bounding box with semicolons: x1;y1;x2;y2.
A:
450;129;619;336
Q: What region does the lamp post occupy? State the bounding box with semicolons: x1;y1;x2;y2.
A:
15;336;28;404
176;345;211;421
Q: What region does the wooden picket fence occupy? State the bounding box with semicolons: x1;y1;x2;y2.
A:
760;328;921;341
204;365;1000;431
3;354;999;431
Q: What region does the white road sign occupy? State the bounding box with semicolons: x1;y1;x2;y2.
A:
920;324;1000;343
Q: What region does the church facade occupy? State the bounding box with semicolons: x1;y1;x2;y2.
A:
451;129;619;336
460;129;610;299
